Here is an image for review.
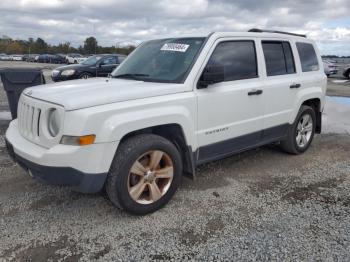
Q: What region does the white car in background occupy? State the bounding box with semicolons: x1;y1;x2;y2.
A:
11;55;23;61
65;53;83;64
75;56;89;64
323;60;338;77
0;54;10;61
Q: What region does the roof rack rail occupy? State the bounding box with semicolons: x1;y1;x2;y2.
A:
248;28;306;38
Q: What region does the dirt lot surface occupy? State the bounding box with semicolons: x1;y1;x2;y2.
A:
0;61;350;261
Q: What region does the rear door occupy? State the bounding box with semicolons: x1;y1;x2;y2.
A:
260;39;298;139
196;38;265;163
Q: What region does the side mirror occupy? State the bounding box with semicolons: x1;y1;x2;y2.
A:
197;65;225;89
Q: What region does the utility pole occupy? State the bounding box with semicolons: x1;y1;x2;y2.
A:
93;23;97;54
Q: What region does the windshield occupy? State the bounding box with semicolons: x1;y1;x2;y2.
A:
111;37;205;83
81;55;102;65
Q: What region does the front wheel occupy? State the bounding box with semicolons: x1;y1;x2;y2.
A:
280;105;316;154
79;73;92;79
106;134;183;215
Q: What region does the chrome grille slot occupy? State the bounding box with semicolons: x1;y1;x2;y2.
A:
18;99;41;140
17;94;64;148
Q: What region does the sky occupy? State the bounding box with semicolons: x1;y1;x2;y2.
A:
0;0;349;55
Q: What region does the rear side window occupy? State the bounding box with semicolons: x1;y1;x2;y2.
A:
207;41;258;81
101;56;117;65
296;42;319;72
262;41;295;76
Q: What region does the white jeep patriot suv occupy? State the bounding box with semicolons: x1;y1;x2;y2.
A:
6;29;326;215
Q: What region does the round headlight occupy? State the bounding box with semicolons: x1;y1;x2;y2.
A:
48;109;61;137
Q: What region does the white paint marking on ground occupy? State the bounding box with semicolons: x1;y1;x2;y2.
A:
331;80;349;83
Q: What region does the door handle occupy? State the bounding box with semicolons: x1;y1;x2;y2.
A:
290;83;301;89
248;89;263;96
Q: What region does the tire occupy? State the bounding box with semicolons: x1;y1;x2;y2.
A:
280;105;316;154
106;134;183;215
79;73;92;79
345;70;350;79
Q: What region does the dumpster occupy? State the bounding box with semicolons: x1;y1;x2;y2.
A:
0;68;45;119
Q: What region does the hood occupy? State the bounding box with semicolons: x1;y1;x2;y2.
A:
24;78;187;111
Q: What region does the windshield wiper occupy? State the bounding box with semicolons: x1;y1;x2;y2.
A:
112;73;149;80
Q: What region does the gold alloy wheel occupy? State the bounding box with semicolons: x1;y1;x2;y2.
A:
127;150;174;204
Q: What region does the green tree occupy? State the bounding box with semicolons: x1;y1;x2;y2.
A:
33;37;48;53
84;37;97;54
7;41;23;54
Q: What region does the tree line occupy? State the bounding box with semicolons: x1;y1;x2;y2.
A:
0;36;136;55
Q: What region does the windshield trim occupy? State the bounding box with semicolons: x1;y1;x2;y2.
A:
112;36;210;84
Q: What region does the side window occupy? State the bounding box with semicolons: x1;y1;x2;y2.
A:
296;42;319;72
207;41;258;81
118;56;126;63
101;57;117;65
262;41;296;76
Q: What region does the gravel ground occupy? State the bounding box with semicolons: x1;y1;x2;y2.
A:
0;61;350;261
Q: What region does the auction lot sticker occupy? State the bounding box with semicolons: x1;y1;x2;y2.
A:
161;43;189;52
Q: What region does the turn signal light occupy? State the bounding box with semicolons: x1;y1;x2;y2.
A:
60;135;96;146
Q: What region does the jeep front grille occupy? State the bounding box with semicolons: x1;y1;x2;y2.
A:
16;94;64;148
18;100;41;140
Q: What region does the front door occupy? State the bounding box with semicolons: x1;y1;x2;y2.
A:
196;39;265;164
97;56;119;77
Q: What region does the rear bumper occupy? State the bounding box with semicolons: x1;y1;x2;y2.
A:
6;139;107;193
328;70;338;75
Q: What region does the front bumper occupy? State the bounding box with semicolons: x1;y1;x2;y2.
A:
5;120;118;193
51;74;78;82
6;140;106;193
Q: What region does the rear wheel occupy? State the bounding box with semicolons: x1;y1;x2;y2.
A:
280;105;316;154
106;134;183;215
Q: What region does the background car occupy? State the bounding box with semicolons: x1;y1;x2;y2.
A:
11;55;23;61
0;53;10;61
50;54;66;64
37;54;51;63
26;54;39;62
75;55;89;64
323;60;338;77
51;54;126;81
34;55;40;62
65;53;83;64
22;54;29;61
36;54;62;63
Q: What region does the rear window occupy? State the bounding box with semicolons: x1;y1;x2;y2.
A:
207;40;258;81
262;41;295;76
296;42;319;72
